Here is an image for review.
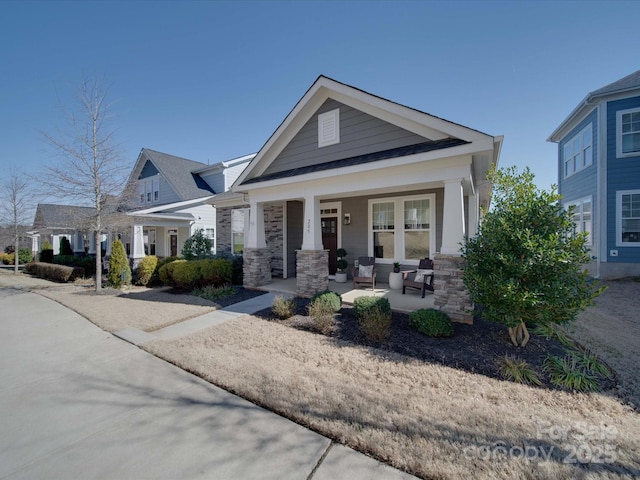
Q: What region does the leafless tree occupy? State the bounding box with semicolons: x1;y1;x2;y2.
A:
0;168;32;274
41;76;131;291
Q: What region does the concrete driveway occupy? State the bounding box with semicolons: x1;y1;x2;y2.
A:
0;288;415;480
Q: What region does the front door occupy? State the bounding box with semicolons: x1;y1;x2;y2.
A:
169;231;178;257
322;217;338;274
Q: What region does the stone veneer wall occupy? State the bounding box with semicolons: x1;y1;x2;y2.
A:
264;204;283;277
296;250;328;297
243;248;272;288
215;206;234;256
433;253;473;324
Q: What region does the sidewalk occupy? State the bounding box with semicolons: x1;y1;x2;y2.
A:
0;273;418;479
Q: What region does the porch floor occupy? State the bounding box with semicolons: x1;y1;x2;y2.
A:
255;277;435;314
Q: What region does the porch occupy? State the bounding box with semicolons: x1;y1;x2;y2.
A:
254;277;435;314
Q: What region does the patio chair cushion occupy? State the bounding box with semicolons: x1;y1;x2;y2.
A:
358;264;374;277
414;268;433;283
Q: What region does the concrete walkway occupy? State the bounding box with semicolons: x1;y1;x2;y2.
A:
0;287;417;480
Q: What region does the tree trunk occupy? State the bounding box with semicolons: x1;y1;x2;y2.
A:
13;235;19;275
95;230;102;292
508;321;530;347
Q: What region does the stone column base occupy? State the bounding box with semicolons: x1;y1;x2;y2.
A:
243;248;272;288
433;253;473;324
296;250;328;297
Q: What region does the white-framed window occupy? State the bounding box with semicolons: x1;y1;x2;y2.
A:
617;190;640;246
138;182;145;204
143;228;156;255
153;178;160;202
369;194;435;264
563;124;593;177
318;108;340;148
231;208;247;254
617;107;640;157
566;197;592;246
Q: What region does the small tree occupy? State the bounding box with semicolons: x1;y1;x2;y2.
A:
461;166;603;347
59;236;74;256
0;168;32;274
107;239;131;288
181;229;212;260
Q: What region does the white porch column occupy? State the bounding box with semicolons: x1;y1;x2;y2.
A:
247;201;267;249
105;233;113;256
441;179;466;255
31;234;39;259
301;195;323;250
88;231;97;255
467;193;479;237
131;224;146;260
74;231;84;255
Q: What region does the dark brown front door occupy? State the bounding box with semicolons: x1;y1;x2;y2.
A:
170;233;178;257
322;217;338;274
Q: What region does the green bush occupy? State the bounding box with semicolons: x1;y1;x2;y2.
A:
40;240;54;263
108;239;131;288
199;259;233;287
149;256;179;286
3;252;15;265
272;295;296;319
59;236;74;256
181;229;213;260
213;253;243;285
25;262;84;282
53;255;96;276
499;355;542;386
17;248;33;264
353;296;392;341
409;309;454;337
193;284;237;302
158;259;186;286
135;255;158;286
311;290;342;312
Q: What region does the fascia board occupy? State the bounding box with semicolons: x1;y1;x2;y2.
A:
236;145;479;195
129;196;213;215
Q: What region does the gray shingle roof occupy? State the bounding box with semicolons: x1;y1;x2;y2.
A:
142;149;215;201
242;138;469;185
33;204;95;229
590;69;640;97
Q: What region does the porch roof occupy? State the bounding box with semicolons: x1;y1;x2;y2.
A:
241;138;469;186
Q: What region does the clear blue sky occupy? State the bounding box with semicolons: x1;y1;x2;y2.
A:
1;0;639;193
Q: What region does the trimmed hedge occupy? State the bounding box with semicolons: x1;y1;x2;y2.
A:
353;296;392;342
135;255;158;286
310;290;342;312
409;309;454;337
25;262;84;283
158;258;233;290
53;255;96;276
353;296;391;319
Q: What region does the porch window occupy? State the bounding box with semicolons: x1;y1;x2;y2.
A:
231;208;246;254
143;228;156;255
618;190;640;245
370;194;435;263
404;199;431;259
372;202;395;259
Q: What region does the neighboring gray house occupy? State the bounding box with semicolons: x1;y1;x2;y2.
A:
213;76;503;322
548;70;640;279
31;203;97;255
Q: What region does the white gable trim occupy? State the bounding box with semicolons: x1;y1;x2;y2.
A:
235;76;494;187
129;196;214;215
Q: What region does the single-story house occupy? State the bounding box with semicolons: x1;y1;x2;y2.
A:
213;76;503;322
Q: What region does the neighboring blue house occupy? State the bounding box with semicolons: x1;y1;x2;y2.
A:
548;70;640;279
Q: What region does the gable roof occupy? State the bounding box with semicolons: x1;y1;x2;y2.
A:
235;75;495;188
548;69;640;142
123;149;215;207
33;203;95;229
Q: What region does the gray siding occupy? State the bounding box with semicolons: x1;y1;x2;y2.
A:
263;99;429;176
286;201;303;277
199;171;224;194
158;176;182;205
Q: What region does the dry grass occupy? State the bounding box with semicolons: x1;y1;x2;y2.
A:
145;316;640;480
38;285;217;332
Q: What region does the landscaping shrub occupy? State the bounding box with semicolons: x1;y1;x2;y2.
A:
310;290;342;312
272;295;296;319
499;355;542;386
40;241;54;263
158;259;232;290
135;255;158;286
213;253;243;285
0;252;6;264
193;284;236;302
2;252;15;265
108;239;131;288
53;255;96;277
149;256;179;286
158;259;186;286
25;262;84;283
543;354;600;392
59;236;74;256
17;248;33;264
353;296;392;342
409;309;454;337
308;297;335;334
181;229;212;260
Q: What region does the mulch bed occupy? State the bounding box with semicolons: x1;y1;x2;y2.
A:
246;296;616;392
